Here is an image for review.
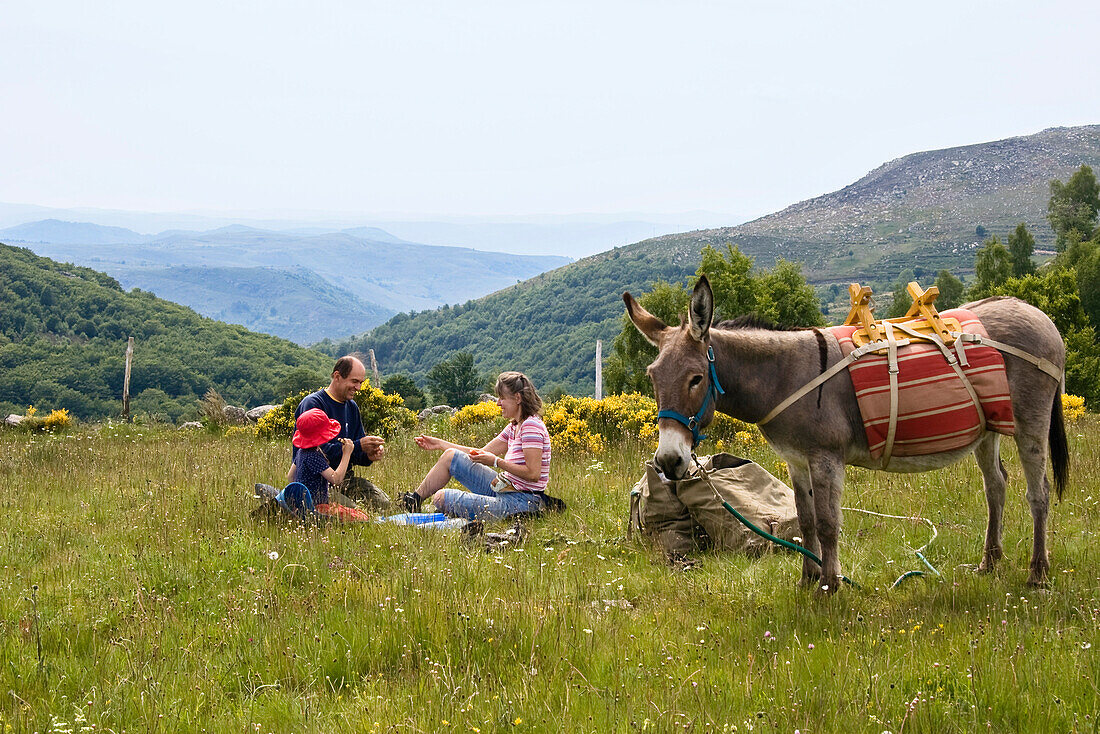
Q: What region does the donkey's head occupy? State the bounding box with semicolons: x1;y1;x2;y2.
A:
624;276;719;480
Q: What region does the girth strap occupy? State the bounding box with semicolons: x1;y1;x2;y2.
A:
881;321;900;468
951;332;1063;382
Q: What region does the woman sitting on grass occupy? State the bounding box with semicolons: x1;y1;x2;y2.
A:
401;371;552;520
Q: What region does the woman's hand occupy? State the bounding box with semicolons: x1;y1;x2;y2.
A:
415;435;445;451
468;448;497;467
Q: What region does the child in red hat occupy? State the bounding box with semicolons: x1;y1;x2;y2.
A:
293;408;371;521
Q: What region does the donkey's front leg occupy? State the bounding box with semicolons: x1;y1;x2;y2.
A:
786;462;821;587
809;453;845;592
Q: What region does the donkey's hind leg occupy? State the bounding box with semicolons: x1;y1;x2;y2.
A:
1014;414;1052;586
974;433;1007;574
808;453;845;592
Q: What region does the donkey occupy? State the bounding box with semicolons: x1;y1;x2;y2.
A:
625;275;1068;590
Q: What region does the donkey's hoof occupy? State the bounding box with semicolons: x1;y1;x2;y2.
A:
1026;568;1050;588
797;573;821;589
974;560;996;575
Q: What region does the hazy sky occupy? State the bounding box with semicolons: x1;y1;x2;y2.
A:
4;1;1100;222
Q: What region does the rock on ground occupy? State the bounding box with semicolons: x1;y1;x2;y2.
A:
246;405;277;422
222;405;248;425
418;405;456;422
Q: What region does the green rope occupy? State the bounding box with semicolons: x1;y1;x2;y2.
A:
690;456;857;589
691;455;941;589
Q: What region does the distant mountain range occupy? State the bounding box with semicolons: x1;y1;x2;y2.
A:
329;124;1100;393
0;220;570;344
0;203;738;259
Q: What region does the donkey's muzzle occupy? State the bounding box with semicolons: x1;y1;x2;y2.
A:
654;450;689;481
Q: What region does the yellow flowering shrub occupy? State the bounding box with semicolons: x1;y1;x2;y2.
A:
541;392;760;452
10;406;72;433
329;387;764;456
41;408;72;433
256;383;415;440
256;389;311;439
551;417;606;455
1062;393;1085;421
545;393;657;441
451;401;504;431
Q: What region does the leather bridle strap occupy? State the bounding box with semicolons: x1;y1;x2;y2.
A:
656;346;725;447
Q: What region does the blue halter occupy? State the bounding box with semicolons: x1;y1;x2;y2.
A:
656;345;726;447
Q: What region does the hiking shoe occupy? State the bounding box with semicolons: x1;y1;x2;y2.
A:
401;492;423;513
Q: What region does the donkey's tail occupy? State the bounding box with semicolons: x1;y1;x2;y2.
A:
1049;390;1069;501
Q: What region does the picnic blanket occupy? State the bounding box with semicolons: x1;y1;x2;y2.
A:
829;308;1014;461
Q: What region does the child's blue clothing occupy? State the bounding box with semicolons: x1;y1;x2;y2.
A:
296;448;333;504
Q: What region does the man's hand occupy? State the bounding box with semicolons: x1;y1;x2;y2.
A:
361;435;386;461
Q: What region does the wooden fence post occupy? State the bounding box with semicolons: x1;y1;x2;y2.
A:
122;336;134;422
595;339;603;400
368;349;380;387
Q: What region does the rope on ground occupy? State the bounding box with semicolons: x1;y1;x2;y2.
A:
841;506;942;587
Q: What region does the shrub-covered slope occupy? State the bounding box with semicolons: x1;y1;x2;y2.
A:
0;243;331;420
322;244;694;395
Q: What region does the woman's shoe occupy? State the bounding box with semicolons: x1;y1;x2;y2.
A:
401;492;423;513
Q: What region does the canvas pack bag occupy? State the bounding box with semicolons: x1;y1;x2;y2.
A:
629;453;801;556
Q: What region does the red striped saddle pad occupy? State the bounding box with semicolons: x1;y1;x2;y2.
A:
829;309;1014;460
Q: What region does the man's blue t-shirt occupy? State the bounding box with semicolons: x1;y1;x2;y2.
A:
292;389;374;470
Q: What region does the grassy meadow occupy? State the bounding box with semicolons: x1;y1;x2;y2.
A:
1;417;1098;733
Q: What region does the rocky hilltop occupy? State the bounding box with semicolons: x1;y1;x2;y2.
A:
642;125;1100;283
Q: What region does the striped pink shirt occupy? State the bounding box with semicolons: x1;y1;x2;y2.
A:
498;416;552;493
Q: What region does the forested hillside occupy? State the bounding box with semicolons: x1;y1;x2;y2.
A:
322;244;697;395
0;244;331;420
328;125;1100;393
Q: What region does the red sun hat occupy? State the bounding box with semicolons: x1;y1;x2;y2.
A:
293;408;342;449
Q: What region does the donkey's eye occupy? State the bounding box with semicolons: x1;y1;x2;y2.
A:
689;375;704;390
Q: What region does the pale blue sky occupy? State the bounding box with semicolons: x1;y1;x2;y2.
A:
3;1;1099;222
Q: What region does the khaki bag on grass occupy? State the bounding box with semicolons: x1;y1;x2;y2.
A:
629;453;800;556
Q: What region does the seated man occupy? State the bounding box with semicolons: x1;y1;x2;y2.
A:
288;355;389;510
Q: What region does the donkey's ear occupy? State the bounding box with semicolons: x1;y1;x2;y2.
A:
623;292;667;347
688;276;714;342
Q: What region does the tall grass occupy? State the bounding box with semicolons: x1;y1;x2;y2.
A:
0;418;1097;732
